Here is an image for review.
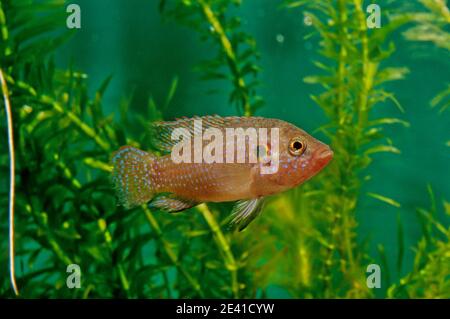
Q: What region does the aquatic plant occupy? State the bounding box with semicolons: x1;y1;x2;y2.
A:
384;1;450;297
160;0;264;116
387;186;450;298
402;0;450;146
0;0;257;298
243;0;412;298
403;0;450;51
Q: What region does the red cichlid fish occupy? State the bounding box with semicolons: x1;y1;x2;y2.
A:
111;116;333;230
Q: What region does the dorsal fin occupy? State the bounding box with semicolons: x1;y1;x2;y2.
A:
149;115;237;153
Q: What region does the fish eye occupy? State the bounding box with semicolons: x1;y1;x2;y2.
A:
288;137;306;156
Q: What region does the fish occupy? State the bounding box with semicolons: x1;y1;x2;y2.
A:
111;115;333;230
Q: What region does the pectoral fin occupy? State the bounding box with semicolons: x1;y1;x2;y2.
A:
149;195;198;213
229;197;266;231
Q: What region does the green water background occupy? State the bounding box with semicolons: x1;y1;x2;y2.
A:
56;0;450;296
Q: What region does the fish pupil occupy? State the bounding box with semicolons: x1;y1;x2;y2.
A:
293;141;302;150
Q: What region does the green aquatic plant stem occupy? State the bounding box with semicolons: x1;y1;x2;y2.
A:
1;68;19;296
353;0;372;131
195;1;244;297
275;196;313;288
324;0;354;295
336;0;348;120
55;154;82;189
46;229;73;266
1;74;111;152
142;206;205;297
336;0;375;297
83;157;112;172
197;204;239;298
23;203;74;266
0;1;11;56
331;18;362;289
197;0;251;116
98;219;131;296
41;95;111;152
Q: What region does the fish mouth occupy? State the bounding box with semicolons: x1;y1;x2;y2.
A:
314;147;334;170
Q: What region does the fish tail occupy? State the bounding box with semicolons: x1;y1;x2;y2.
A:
111;146;156;209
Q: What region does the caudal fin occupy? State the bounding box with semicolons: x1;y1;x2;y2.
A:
111;146;156;209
